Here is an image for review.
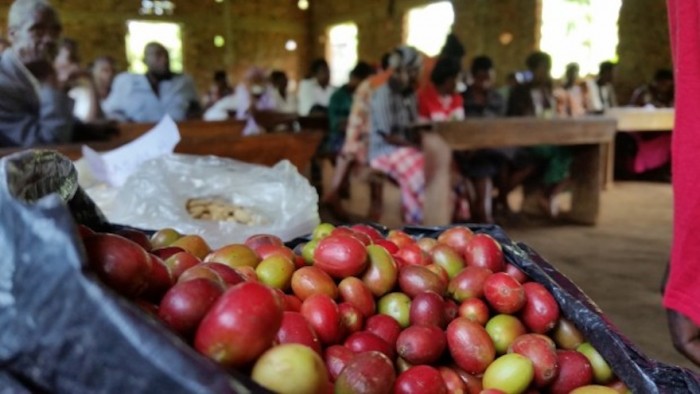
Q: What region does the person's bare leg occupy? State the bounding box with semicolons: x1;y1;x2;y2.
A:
494;165;512;215
540;178;571;218
322;155;352;202
368;176;384;222
322;155;353;221
422;132;453;225
506;165;536;194
667;309;700;366
473;177;494;224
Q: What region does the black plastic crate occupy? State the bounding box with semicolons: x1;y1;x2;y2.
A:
401;224;700;394
4;150;699;393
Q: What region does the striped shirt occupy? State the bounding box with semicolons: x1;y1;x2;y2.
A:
368;83;418;162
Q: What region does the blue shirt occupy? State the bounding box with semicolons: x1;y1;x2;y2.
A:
102;72;199;123
0;49;75;147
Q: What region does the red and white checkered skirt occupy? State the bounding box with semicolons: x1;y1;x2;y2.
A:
370;147;425;224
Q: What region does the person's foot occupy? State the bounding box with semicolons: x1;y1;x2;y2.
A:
538;194;561;219
494;210;523;227
321;195;350;222
494;199;514;217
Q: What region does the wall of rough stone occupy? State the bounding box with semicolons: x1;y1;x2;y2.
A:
0;0;670;103
0;0;309;94
309;0;540;86
309;0;671;103
616;0;671;104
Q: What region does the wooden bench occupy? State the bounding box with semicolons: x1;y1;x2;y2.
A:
425;117;617;226
0;120;323;172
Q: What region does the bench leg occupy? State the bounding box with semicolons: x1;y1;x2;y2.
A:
567;144;603;225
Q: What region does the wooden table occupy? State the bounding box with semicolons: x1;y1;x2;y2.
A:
603;108;674;184
0;120;324;172
424;117;617;226
605;107;674;132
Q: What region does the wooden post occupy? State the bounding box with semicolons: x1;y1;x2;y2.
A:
567;144;604;225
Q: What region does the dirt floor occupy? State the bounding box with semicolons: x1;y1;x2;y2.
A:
507;182;693;370
319;167;696;371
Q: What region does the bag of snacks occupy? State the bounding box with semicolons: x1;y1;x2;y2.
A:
84;154;319;249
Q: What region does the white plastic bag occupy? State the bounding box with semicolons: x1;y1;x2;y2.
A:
86;154;319;248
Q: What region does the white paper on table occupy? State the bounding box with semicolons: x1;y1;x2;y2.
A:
81;115;181;187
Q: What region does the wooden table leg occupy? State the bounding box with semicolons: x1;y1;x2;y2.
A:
422;132;453;226
602;139;615;190
567;144;604;225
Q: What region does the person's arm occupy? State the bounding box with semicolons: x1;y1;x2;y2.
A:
371;89;415;147
609;85;618;107
69;77;104;122
182;75;202;119
101;74;130;122
297;80;313;116
34;85;75;144
506;85;524;116
371;88;395;141
203;94;236;121
490;90;507;117
249;91;298;130
667;309;700;365
417;89;432;122
0;83;75;147
629;86;648;107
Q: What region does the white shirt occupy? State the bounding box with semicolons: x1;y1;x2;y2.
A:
203;93;238;121
102;72;199;123
267;86;297;113
297;78;336;115
585;79;618;112
203;83;276;135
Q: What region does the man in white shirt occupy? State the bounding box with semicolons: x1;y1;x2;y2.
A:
297;59;335;116
102;42;200;123
585;61;618;114
267;70;297;113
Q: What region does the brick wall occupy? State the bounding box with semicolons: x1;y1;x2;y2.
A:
616;0;671;104
0;0;670;102
0;0;309;94
309;0;539;86
309;0;671;103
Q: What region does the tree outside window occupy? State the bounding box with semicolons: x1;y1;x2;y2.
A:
540;0;622;78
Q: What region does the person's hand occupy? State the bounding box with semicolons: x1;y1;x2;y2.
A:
667;309;700;366
56;64;84;84
381;131;414;147
25;60;58;87
72;121;119;142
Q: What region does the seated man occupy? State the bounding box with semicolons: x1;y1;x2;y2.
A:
297;59;336;116
0;0;75;147
369;47;423;224
0;37;10;53
103;42;200;122
369;47;466;225
630;69;674;108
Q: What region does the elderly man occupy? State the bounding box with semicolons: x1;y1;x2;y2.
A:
103;42;200;122
0;0;75;147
